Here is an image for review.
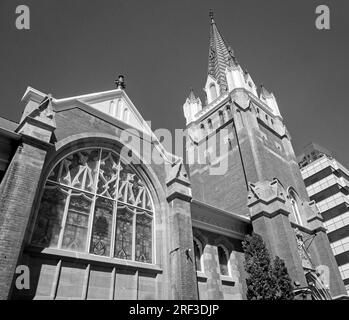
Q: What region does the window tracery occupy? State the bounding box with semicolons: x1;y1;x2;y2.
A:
32;148;154;264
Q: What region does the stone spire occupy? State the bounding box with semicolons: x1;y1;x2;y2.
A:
188;87;197;102
208;10;234;92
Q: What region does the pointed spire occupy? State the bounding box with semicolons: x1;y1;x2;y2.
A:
188;87;197;102
259;84;271;98
208;11;234;92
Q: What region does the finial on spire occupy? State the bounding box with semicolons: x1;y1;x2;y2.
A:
188;87;196;102
228;46;235;58
209;9;215;24
115;75;126;89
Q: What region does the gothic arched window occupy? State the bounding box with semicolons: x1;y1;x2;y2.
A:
226;105;232;119
31;148;154;264
200;123;206;138
218;245;230;276
209;83;218;101
219;111;225;126
208;118;213;131
289;189;302;226
193;238;203;272
228;138;233;151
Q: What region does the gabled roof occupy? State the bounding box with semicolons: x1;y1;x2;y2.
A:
21;86;179;165
53;88;153;136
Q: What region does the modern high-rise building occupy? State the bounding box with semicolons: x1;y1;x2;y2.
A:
298;143;349;294
0;13;347;300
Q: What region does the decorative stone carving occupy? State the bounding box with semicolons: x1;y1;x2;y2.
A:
294;228;313;270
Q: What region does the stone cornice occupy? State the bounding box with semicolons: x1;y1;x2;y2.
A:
20;134;55;151
250;208;290;221
15;116;56;134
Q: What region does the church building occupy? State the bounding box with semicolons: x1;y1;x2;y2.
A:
0;12;347;300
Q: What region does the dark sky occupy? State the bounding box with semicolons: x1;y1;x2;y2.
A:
1;0;348;166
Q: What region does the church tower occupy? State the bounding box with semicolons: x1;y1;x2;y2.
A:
184;11;308;221
183;11;347;297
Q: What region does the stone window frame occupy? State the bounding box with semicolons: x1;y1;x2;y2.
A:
193;236;205;273
217;244;232;277
288;187;303;226
29;146;156;265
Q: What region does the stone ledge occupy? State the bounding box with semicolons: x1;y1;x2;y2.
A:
250;208;290;221
220;275;236;285
196;271;208;280
24;245;163;274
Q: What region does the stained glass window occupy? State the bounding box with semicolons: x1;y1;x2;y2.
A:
114;206;134;260
31;184;68;248
32;148;154;263
90;197;114;256
135;213;152;263
61;192;92;252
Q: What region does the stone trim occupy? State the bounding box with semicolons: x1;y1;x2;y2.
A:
166;191;192;203
192;219;245;240
250;208;290;221
24;245;163;274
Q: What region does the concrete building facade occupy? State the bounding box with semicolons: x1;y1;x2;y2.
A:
0;13;347;300
298;143;349;295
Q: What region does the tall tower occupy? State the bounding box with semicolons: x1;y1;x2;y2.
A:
183;12;348;298
184;11;308;220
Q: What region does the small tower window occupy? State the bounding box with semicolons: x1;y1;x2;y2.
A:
228;138;233;151
226;105;232;119
209;83;218;101
200;123;206;137
219;111;225;126
208;118;213;131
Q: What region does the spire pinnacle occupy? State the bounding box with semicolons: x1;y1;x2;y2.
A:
188;87;196;102
209;9;215;24
207;12;234;92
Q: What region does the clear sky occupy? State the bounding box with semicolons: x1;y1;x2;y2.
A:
0;0;348;165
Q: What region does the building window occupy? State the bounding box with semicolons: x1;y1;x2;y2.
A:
200;123;206;138
209;83;218;101
289;190;302;226
218;245;230;276
208;118;213;131
31;148;154;264
228;138;233;151
226;105;232;119
219;111;225;126
193;238;203;272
